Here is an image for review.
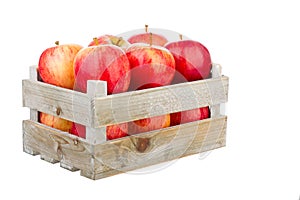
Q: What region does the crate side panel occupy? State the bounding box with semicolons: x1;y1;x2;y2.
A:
23;120;94;171
184;117;226;155
93;76;229;127
88;116;227;179
22;80;90;126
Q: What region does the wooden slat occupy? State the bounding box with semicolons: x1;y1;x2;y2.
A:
23;120;94;171
24;66;40;156
86;80;107;144
29;66;39;122
210;64;222;117
23;116;227;180
22;79;90;126
92;76;229;127
23;65;229;128
84;115;227;179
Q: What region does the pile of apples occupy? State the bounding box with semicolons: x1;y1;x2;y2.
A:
38;26;212;140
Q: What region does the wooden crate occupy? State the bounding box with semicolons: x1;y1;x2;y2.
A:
22;64;229;180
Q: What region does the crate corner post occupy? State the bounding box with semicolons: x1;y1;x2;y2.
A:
86;80;108;145
23;66;39;156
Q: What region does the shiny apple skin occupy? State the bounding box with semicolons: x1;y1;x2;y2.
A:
39;112;73;132
38;44;83;89
73;44;131;94
128;114;170;135
165;40;212;83
38;43;82;132
72;45;130;140
70;122;128;140
126;43;175;90
170;107;210;126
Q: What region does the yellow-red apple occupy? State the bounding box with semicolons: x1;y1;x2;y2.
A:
38;42;82;132
126;43;175;90
39;112;72;132
128;114;170;135
126;41;174;134
38;42;83;89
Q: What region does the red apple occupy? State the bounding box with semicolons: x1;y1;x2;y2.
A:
88;34;130;50
39;112;72;132
126;41;174;134
165;39;212;125
106;123;128;140
73;44;131;94
38;41;82;132
70;122;85;138
128;33;168;46
70;122;128;140
126;43;176;90
165;39;212;83
128;114;170;135
72;44;131;140
128;25;168;46
165;40;212;126
170;107;210;126
38;41;83;89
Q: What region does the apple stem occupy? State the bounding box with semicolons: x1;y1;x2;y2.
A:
93;37;99;45
150;32;153;46
116;37;122;46
179;34;183;40
145;24;148;33
55;41;59;46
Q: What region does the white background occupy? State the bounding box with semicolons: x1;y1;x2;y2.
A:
1;0;299;199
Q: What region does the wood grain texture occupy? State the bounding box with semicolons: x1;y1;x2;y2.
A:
22;79;90;126
85;116;227;179
29;66;39;122
22;64;229;180
24;66;40;156
210;63;222;117
23;65;229;128
23;115;226;180
86;80;107;144
92;76;229;127
23;120;95;172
